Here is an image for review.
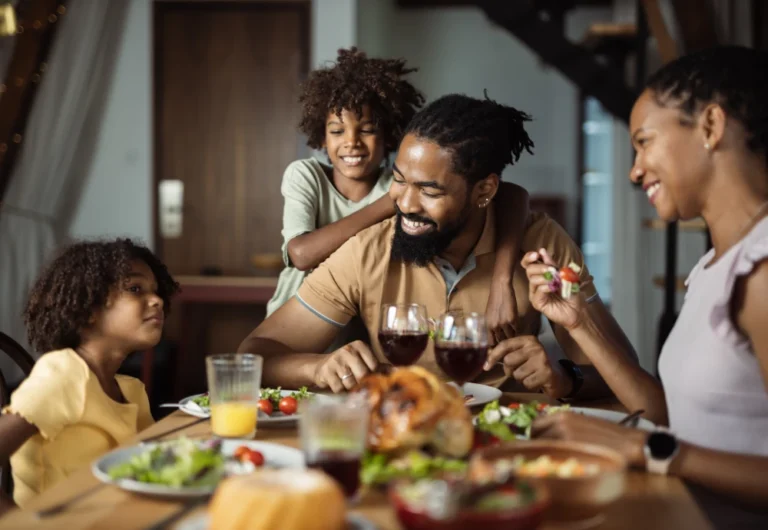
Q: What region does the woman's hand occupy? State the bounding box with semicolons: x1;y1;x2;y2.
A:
521;248;589;331
531;411;647;467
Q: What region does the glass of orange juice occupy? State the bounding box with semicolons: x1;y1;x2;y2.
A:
205;353;263;439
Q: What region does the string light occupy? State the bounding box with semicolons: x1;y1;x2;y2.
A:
0;4;66;156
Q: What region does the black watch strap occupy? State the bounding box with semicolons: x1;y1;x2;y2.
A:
558;359;584;399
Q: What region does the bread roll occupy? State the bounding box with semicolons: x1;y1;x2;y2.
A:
208;469;346;530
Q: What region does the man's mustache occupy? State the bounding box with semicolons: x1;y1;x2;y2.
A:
394;206;437;227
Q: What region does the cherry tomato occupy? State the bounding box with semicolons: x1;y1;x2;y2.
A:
234;445;250;460
242;449;265;467
559;267;580;283
257;399;274;416
279;396;298;415
508;403;520;409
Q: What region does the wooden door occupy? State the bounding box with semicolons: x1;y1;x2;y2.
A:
154;1;308;274
153;1;309;399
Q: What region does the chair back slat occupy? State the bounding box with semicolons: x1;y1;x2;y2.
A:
0;332;36;498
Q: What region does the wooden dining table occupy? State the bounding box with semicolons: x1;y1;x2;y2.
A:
0;393;713;530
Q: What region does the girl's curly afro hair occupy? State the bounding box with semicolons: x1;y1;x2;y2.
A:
23;238;179;353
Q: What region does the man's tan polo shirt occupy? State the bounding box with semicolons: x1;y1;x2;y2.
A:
296;207;597;388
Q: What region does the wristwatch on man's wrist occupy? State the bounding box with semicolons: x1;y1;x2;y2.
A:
644;428;680;475
557;359;583;400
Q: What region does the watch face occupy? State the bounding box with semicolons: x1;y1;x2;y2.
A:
648;431;678;459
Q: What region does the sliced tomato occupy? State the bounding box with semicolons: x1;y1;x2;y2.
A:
559;267;580;283
278;396;298;415
257;399;274;416
233;445;250;460
507;403;520;409
242;449;265;467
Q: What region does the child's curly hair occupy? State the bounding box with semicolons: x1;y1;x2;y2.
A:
298;47;425;153
23;238;180;353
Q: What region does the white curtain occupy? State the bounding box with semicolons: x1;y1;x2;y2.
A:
0;0;129;383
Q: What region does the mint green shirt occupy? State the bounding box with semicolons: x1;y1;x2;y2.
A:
267;158;393;316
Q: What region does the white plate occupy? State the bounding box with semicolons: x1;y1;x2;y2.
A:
570;407;656;431
473;404;656;434
179;391;332;425
176;512;377;530
449;382;503;407
92;439;304;498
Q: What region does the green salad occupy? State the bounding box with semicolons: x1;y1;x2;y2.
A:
190;387;311;410
475;400;569;441
107;438;225;488
361;450;467;486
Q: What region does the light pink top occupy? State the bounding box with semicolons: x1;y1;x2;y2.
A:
659;218;768;526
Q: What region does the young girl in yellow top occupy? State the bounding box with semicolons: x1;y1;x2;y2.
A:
0;238;179;513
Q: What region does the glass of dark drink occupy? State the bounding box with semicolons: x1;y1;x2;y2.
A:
434;312;489;389
378;303;430;366
298;394;369;502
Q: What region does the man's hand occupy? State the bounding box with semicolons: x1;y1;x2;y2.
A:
485;279;518;345
313;340;379;393
484;335;573;399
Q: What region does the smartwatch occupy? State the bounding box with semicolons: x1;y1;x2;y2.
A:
558;359;584;399
644;428;680;475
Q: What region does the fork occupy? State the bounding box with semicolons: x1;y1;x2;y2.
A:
617;409;645;428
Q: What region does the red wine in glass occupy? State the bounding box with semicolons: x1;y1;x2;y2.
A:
434;343;487;385
378;330;429;366
305;449;361;499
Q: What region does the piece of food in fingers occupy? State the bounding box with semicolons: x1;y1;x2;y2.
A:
542;262;582;300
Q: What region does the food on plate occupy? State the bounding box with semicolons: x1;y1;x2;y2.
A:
191;394;210;408
260;386;311;416
494;455;600;478
107;438;225;487
361;450;467;486
390;477;550;530
474;401;569;445
191;387;311;417
208;469;347;530
106;439;271;488
258;399;274;415
353;366;474;485
543;262;582;300
233;445;265;468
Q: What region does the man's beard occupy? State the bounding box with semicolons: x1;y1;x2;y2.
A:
390;205;470;267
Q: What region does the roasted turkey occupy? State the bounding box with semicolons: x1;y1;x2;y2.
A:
353;366;474;458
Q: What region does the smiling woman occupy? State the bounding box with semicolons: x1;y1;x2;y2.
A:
527;46;768;529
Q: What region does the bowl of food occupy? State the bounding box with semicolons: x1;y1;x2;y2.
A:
468;440;626;522
389;477;550;530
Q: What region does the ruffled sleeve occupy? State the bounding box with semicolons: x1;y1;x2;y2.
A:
709;234;768;346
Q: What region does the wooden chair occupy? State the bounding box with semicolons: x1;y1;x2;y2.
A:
0;332;36;497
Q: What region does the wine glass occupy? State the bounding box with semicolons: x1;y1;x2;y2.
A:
378;303;429;366
433;312;489;390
